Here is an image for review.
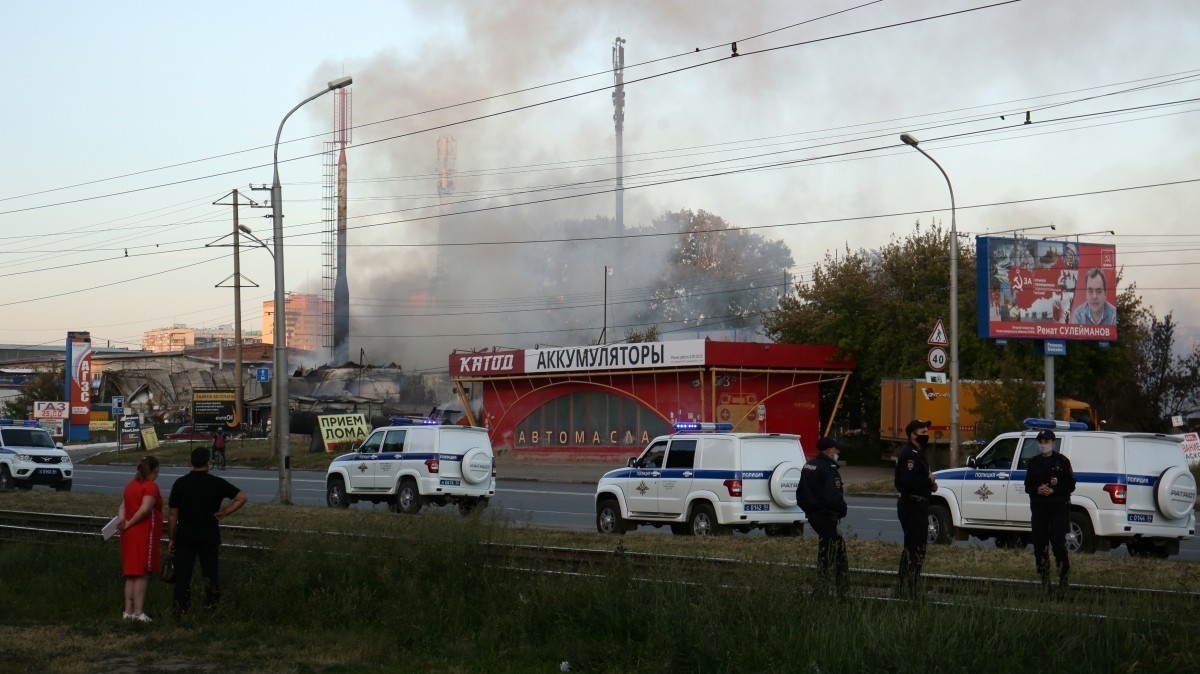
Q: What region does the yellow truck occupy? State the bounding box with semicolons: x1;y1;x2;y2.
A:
879;378;1098;446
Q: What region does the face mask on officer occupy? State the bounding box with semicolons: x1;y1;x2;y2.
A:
1039;442;1053;455
915;434;929;449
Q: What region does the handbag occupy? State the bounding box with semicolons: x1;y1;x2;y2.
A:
161;553;176;583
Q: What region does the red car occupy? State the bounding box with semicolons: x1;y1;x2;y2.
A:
164;426;214;441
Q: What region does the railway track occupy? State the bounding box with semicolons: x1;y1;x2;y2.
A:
4;509;1197;619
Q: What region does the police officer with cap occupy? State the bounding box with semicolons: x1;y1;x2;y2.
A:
797;436;849;596
1024;428;1076;595
895;419;936;598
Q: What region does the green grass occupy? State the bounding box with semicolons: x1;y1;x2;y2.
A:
82;435;332;471
2;490;1200;672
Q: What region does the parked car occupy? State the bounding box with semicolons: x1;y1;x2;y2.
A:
0;419;73;492
164;425;213;441
595;422;808;536
929;418;1197;557
325;418;496;514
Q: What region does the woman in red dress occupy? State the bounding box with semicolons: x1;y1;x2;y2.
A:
117;456;163;622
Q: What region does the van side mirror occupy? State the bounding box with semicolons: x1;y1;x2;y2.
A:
627;457;637;468
966;455;976;468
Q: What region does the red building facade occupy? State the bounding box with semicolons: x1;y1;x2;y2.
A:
449;340;854;460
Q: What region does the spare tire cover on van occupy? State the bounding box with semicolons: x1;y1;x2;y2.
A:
769;462;806;507
1155;466;1197;520
460;447;492;485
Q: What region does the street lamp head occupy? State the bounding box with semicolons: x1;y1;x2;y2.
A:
900;133;920;147
238;224;253;234
328;76;353;90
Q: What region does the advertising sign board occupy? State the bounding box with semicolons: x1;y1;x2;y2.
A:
120;416;141;446
39;419;64;438
1182;433;1200;466
65;332;93;441
192;388;236;432
34;401;69;419
317;413;370;452
977;237;1117;341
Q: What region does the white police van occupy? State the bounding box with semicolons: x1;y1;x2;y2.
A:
325;418;495;514
595;422;808;536
0;419;73;492
928;419;1196;557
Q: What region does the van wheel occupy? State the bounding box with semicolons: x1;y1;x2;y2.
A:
1067;511;1096;554
326;477;350;508
396;479;425;514
927;504;953;545
688;503;730;536
596;498;629;535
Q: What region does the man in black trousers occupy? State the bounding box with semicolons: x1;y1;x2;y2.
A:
798;436;849;596
1024;429;1076;596
167;447;247;617
895;419;936;598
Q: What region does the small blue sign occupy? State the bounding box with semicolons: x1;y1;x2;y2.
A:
1044;340;1067;356
995;339;1008;347
256;367;271;383
111;396;124;416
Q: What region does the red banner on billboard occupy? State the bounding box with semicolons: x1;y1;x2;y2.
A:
977;237;1117;341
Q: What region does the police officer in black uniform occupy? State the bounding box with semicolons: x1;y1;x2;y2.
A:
895;419;936;598
1024;429;1076;595
797;437;849;595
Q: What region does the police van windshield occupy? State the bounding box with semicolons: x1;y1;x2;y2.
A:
0;428;56;448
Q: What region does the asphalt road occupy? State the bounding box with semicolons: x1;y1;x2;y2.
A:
65;465;1200;562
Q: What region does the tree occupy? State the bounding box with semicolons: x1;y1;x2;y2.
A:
1;368;65;419
624;325;660;343
630;209;794;333
763;220;978;433
763;221;1197;440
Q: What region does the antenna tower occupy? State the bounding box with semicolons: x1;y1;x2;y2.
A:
612;37;626;237
435;135;458;282
322;87;353;362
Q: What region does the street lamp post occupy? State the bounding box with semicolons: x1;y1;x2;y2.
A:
269;76;353;504
900;132;960;468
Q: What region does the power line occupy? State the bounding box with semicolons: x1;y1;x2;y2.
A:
0;1;1022;218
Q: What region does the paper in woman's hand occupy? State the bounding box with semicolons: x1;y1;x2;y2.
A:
101;516;120;541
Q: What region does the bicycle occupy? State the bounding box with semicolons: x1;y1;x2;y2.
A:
212;448;227;470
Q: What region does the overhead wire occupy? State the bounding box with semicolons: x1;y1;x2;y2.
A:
0;0;1023;218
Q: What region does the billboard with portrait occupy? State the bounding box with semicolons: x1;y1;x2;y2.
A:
976;237;1117;341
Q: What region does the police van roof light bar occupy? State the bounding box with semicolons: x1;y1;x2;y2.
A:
673;422;734;433
388;417;441;426
0;420;42;427
1023;418;1089;432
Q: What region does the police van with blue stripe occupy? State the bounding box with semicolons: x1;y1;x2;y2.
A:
595;422;807;536
0;419;73;492
325;418;495;515
928;418;1196;557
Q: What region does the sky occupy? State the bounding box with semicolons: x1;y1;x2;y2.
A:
1;0;1198;373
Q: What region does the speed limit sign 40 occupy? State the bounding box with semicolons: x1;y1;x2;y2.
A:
927;346;947;371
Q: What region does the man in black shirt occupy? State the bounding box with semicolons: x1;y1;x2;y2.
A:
797;437;849;596
168;446;247;616
1023;429;1076;595
895;419;936;598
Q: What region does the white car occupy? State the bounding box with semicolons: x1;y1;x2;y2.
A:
929;419;1197;557
325;419;495;514
0;420;73;492
595;422;807;536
